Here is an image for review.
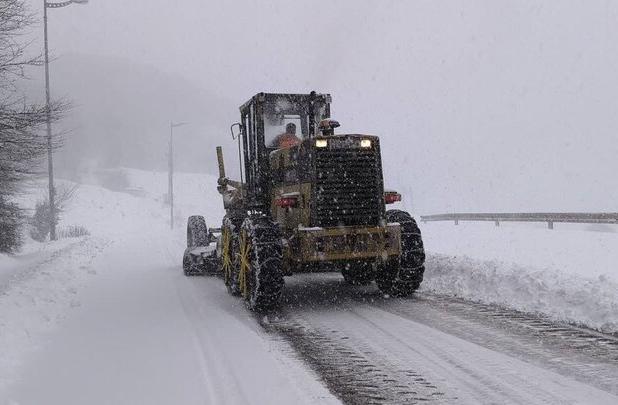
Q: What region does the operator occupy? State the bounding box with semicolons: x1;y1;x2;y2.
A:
269;122;301;149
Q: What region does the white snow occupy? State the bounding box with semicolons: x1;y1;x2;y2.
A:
421;221;618;333
0;169;339;404
297;226;324;231
3;167;617;403
298;301;618;404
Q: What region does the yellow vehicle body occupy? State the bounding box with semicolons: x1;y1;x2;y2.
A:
269;144;401;274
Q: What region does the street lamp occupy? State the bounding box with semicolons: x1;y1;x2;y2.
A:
44;0;89;241
169;121;188;230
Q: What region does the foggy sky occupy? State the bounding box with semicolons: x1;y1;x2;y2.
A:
23;0;618;214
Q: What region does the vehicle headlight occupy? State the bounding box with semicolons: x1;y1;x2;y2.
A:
315;139;328;148
360;139;372;148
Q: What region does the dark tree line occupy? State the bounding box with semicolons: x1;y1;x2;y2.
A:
0;0;65;253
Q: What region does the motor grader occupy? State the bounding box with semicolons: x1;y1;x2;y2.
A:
182;92;425;311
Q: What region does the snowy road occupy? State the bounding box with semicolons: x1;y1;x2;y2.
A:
265;274;618;404
6;235;618;405
1;233;339;405
3;174;618;404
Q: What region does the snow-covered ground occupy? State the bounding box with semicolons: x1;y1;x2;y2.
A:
0;169;339;404
2;168;617;404
421;221;618;333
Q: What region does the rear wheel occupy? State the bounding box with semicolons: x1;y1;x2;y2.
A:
238;216;284;311
376;210;425;296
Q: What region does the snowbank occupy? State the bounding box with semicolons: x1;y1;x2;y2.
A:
421;222;618;333
0;238;78;286
0;169;226;389
0;237;108;389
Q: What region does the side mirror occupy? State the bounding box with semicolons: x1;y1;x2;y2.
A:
230;122;243;140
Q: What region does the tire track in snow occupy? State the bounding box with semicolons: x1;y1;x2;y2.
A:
261;314;447;404
262;273;618;404
164;234;253;405
174;279;253;405
379;294;618;394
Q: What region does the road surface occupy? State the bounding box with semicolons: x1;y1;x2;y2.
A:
2;179;617;404
266;273;618;404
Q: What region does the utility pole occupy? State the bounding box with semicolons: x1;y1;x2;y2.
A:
43;0;89;241
169;121;187;229
43;1;55;240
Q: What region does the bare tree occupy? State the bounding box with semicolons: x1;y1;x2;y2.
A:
0;0;67;252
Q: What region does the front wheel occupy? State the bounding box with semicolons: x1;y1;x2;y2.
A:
376;210;425;297
187;215;208;248
182;215;217;276
238;216;284;311
183;249;203;276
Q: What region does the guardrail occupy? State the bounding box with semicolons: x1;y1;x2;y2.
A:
420;213;618;229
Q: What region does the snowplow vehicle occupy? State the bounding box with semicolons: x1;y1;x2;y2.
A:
182;92;425;310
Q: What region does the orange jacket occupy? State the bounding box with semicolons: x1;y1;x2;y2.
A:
271;133;300;149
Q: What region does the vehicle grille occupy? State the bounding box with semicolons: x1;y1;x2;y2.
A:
313;146;383;227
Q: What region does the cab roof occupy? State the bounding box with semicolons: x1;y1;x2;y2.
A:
239;92;331;112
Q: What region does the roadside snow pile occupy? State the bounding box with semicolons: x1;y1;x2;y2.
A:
424;254;618;333
421;222;618;333
0;237;77;286
0;237;108;389
0;174;167;390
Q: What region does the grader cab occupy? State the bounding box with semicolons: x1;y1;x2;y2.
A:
182;92;425;311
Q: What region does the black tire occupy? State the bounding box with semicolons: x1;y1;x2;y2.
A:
341;262;374;285
183;216;210;276
187;215;208;248
220;216;243;295
183;248;203;276
376;210;425;296
238;216;284;311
